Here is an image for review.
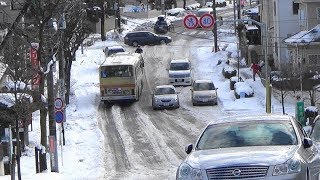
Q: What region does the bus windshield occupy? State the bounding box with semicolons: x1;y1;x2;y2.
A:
101;65;133;78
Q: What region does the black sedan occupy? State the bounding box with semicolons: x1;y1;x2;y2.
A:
124;31;172;47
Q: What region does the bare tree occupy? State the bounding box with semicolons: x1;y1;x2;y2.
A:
271;63;297;114
55;0;93;104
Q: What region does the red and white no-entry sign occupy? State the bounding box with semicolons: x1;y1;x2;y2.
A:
199;14;215;29
183;14;198;29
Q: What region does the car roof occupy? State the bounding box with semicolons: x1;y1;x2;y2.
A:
170;58;190;63
126;31;153;34
102;52;141;66
194;79;213;84
198;8;213;12
208;114;293;126
155;85;175;89
106;45;124;50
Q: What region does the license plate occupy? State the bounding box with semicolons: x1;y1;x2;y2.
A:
202;99;208;102
164;103;169;106
176;79;183;82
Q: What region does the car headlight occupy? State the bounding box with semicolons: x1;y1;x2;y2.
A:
273;156;301;176
177;163;202;180
154;98;161;102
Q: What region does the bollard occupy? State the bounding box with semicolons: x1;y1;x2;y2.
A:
35;147;39;173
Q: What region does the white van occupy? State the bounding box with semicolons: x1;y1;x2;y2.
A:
168;58;192;86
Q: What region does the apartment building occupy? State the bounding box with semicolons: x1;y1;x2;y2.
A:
259;0;300;70
284;0;320;72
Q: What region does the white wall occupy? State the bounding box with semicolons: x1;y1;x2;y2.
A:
274;0;299;67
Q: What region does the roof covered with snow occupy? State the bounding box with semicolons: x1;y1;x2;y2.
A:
284;24;320;45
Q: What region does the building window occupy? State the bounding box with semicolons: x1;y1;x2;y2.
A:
317;8;320;19
308;54;320;65
293;2;299;15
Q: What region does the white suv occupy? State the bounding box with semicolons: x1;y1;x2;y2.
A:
168;58;192;86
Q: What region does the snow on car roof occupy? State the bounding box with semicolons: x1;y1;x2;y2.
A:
156;85;175;89
234;81;253;94
197;8;213;12
166;8;185;14
107;45;125;50
170;58;190;63
208;114;293;125
194;79;213;83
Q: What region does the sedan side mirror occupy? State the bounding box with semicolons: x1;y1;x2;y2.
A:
303;138;313;149
185;144;193;154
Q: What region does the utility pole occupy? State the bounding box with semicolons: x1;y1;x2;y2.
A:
161;0;165;14
233;0;236;35
45;23;59;172
212;0;218;52
58;13;67;146
100;2;106;41
117;0;121;33
47;55;59;172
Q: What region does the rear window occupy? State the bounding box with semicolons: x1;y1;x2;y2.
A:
193;82;215;91
155;87;175;95
108;49;125;56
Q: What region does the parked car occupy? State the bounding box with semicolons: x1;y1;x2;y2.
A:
176;114;320;180
103;45;125;57
234;81;254;99
222;66;237;79
152;85;179;110
166;8;186;16
124;31;172;47
191;79;218;106
168;58;192;86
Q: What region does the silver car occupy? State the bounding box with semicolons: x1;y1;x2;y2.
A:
191;80;218;106
168;58;192;86
152;85;179;110
176;114;320;180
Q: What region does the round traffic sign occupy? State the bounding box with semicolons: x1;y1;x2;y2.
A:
183;14;198;29
199;14;215;29
55;110;64;123
54;98;63;110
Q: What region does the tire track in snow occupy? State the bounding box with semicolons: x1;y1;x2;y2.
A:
99;104;131;175
120;104;163;168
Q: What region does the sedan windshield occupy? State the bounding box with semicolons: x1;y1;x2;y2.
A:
193;82;215;91
155;87;175;95
170;62;190;70
197;121;298;150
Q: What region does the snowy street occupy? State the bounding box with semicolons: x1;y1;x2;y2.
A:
4;3;304;180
